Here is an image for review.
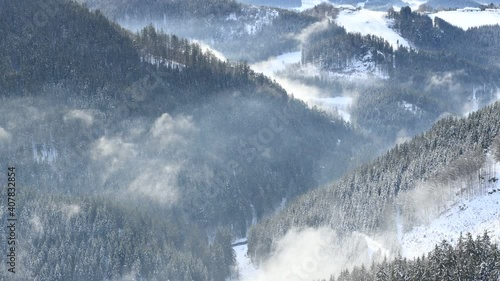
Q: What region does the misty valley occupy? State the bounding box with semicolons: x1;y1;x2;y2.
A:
1;0;500;280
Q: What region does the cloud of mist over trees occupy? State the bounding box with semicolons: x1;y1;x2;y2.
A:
247;227;394;281
0;81;362;236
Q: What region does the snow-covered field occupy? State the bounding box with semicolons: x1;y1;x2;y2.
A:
401;162;500;259
233;240;257;281
430;10;500;30
336;9;410;49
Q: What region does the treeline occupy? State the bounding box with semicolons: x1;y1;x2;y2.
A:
80;0;318;62
248;101;500;263
302;23;393;74
389;6;500;66
81;0;243;20
322;232;500;281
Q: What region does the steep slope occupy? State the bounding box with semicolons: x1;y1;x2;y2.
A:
324;233;500;281
248;102;500;264
77;0;318;62
402;176;500;258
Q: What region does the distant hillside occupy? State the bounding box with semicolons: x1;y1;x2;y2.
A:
239;0;302;8
300;18;500;142
426;0;480;9
249;102;500;262
78;0;318;62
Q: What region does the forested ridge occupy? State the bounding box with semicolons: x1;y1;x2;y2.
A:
299;13;500;142
78;0;318;61
249;101;500;263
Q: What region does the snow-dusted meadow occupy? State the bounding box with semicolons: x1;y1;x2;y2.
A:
430;10;500;30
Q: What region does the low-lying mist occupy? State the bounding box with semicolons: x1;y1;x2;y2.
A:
247;148;499;281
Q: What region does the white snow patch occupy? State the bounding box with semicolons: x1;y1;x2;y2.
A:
336;9;410;49
233;240;257;281
430;10;500;30
400;101;420;115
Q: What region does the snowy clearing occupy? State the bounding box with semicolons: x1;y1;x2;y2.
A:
430;10;500;30
336;9;410;49
233;239;257;281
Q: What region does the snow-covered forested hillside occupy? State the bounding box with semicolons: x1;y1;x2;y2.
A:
4;0;500;280
430;10;500;30
248;102;500;280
